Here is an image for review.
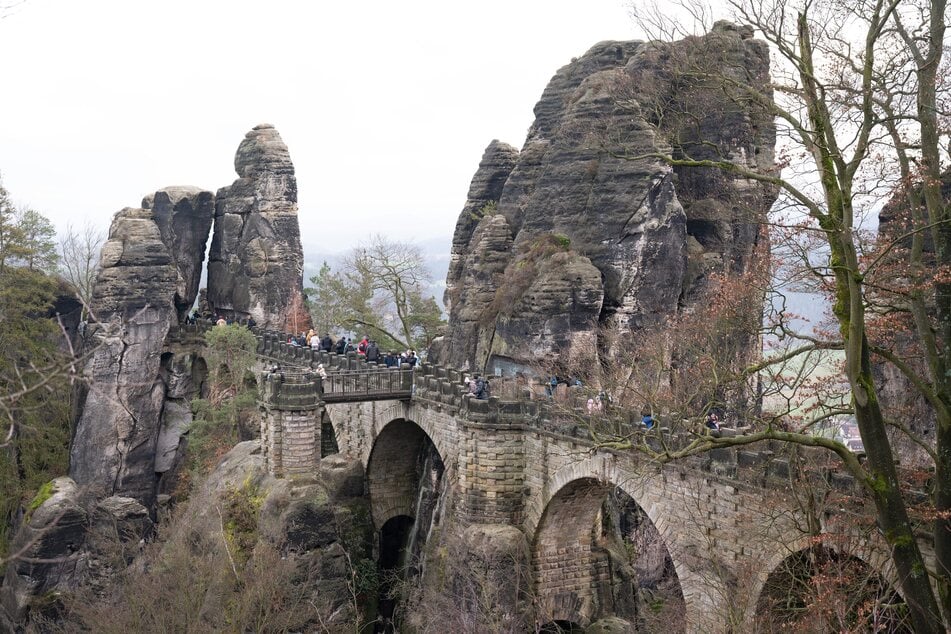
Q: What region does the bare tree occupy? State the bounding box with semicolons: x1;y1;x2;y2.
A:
58;221;103;319
308;235;445;350
594;0;951;629
0;1;26;19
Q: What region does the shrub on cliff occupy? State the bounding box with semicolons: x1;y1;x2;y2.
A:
0;178;72;563
187;325;259;479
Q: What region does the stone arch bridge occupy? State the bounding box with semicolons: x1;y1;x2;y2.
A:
183;325;913;632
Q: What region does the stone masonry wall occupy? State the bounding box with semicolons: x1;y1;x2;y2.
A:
253;334;910;633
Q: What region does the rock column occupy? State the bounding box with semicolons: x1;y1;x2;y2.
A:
207;123;306;330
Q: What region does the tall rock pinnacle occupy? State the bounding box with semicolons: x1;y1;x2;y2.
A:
70;207;183;505
207;124;306;330
439;24;776;373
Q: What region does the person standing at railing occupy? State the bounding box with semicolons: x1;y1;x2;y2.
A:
313;363;328;395
366;340;380;363
310;334;320;350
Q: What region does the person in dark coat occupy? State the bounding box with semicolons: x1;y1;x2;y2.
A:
365;340;380;362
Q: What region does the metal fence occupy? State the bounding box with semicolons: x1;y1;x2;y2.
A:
321;368;413;403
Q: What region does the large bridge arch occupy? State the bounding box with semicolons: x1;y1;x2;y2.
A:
528;455;693;630
745;530;907;630
751;538;911;631
365;417;446;531
323;400;455;472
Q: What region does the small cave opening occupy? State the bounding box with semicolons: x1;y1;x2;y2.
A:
686;219;722;250
379;515;414;572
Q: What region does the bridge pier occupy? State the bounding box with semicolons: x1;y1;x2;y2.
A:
259;372;321;477
458;398;527;525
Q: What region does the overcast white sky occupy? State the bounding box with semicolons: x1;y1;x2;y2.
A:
0;0;656;254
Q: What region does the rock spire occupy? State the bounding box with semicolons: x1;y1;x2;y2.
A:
207;123;306;330
439;24;776;373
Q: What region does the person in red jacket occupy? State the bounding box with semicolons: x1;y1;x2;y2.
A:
356;336;369;356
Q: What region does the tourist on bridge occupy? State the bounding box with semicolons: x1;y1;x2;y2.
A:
474;374;489;400
310;333;320;350
320;333;334;351
545;376;557;398
357;336;369;356
365;340;380;363
334;337;347;355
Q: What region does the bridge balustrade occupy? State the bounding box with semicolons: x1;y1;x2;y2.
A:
322;368;413;403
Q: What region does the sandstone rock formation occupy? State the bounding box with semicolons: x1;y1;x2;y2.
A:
440;23;776;373
142;186;215;321
3;126;313;629
0;478;87;623
70;207;183;506
207;124;306;330
873;170;951;464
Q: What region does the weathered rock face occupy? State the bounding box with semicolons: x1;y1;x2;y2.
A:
0;478;87;622
142;186;215;321
207;124;305;330
873;170;951;463
164;442;369;631
444;141;520;316
70;207;182;506
440;24;775;372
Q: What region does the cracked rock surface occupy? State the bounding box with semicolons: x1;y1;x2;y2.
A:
142;186;215;321
207;123;305;329
439;24;776;371
69;207;180;507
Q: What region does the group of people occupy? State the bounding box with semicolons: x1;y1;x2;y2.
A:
284;329;334;350
544;375;583;398
194;311;257;330
284;331;421;369
463;373;490;400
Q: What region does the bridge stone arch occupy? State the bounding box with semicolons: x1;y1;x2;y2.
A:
745;529;904;629
527;455;695;629
365;417;446;530
323;400;456;475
